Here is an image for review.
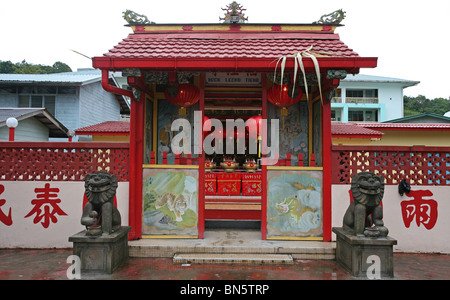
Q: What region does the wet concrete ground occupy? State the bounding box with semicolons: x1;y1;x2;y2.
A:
0;249;448;280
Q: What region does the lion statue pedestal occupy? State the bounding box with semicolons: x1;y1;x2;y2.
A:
333;172;397;278
69;171;131;275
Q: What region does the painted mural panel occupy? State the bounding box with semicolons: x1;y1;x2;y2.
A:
157;99;199;165
267;101;309;165
267;170;323;238
142;168;198;236
312;100;322;166
144;96;153;164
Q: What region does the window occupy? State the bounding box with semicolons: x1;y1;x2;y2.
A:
12;85;71;116
18;95;56;116
331;109;341;122
348;109;378;122
348;110;364;122
58;86;76;94
346;89;378;98
346;90;364;98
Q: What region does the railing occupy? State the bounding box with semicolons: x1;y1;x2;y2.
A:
331;97;379;104
0;142;129;181
331;145;450;185
149;151;199;165
147;152;318;167
274;153;317;167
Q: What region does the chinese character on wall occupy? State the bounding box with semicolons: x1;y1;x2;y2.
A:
25;183;67;228
401;190;438;230
0;184;13;226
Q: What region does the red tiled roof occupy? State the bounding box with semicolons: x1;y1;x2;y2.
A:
359;123;450;131
75;121;130;135
331;123;383;138
105;32;359;59
332;122;450;139
93;25;377;72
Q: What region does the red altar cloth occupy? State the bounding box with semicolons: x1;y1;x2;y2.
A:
205;173;217;196
217;173;242;196
242;173;262;196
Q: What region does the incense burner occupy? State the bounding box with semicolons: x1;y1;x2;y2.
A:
220;158;238;172
205;159;216;172
243;159;258;173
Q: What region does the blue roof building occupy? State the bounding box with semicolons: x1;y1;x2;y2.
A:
0;69;130;141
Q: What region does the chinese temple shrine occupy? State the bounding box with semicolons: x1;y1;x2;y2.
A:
92;5;377;241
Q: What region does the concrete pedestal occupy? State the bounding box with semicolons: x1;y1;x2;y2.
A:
333;227;397;278
69;226;131;274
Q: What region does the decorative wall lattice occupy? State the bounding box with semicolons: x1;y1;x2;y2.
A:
0;142;129;182
331;145;450;186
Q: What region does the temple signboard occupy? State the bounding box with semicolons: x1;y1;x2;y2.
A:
205;72;261;86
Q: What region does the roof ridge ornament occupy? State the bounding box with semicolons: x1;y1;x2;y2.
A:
219;1;248;23
313;9;346;25
123;9;155;25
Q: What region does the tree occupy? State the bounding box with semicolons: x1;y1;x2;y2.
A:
0;60;72;74
404;95;450;116
51;61;72;73
0;60;14;73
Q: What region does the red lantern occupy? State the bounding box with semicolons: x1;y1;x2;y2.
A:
247;115;263;158
247;115;262;137
267;84;303;128
165;83;200;116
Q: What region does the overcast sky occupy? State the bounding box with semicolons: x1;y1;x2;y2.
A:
0;0;449;99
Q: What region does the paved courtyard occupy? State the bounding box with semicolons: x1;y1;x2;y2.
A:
0;249;448;280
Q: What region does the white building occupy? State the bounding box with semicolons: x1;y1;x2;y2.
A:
331;74;419;123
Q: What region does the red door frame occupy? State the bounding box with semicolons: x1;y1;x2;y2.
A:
127;72;332;241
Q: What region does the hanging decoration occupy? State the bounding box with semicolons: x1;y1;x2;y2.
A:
267;84;303;129
247;115;262;137
247;115;262;157
165;83;200;116
273;45;323;106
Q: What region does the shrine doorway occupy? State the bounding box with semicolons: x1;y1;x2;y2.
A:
202;72;264;231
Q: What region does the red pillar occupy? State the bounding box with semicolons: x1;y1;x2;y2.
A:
261;73;268;240
322;100;332;241
8;128;15;141
128;92;145;240
198;73;205;239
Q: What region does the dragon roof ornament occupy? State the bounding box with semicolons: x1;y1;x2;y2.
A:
313;9;346;25
123;9;155;25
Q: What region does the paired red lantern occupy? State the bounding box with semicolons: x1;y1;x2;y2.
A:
247;115;263;157
165;83;200;116
267;84;303;115
267;84;303;128
247;115;262;137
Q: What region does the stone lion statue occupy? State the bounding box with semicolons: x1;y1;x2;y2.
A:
343;172;388;237
81;171;121;235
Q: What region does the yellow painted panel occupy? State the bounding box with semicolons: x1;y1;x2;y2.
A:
92;135;130;142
